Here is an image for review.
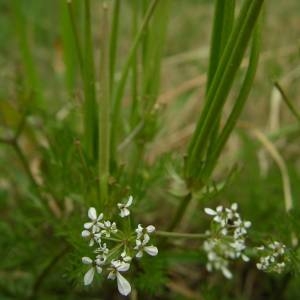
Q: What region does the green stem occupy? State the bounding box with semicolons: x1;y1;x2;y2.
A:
83;0;98;161
202;22;261;180
187;0;263;180
66;0;84;78
109;0;121;94
11;0;44;105
167;193;193;232
156;230;208;239
110;0;159;162
99;4;110;208
12;141;39;189
274;82;300;123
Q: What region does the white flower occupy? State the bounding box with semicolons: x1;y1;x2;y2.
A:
117;195;133;218
100;220;118;237
121;251;132;263
146;225;156;233
135;224;144;239
84;207;103;232
135;234;158;258
82;256;103;285
107;260;131;296
204;206;225;226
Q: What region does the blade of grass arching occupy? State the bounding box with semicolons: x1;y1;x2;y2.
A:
186;0;252;168
141;0;151;68
60;1;77;93
206;0;235;94
99;4;110;209
186;0;263;182
10;0;44;106
109;0;121;94
202;23;261;181
110;0;159;162
274;82;300;123
205;0;235;159
83;0;98;161
66;0;84;79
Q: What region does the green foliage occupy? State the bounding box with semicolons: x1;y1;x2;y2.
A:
1;0;300;299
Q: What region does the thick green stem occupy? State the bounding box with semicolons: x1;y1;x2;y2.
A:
99;4;110;208
187;0;264;181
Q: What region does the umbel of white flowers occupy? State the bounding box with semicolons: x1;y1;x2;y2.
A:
81;196;158;296
203;203;251;279
256;241;287;273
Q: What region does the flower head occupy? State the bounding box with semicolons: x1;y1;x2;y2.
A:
81;201;158;296
203;203;251;279
256;241;287;273
118;195;133;218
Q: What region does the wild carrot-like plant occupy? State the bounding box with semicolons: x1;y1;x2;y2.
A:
1;0;300;299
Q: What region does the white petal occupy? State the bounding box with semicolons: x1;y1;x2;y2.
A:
119;208;130;218
97;213;103;221
117;262;130;272
126;195;133;207
84;222;94;229
216;206;223;213
146;225;155;233
96;266;103;274
242;254;250;262
142;234;150;245
81;230;91;237
222;267;232;279
116;272;131;296
88;207;97;221
144;245;158;256
231;203;238;211
244;221;251;228
136;251;143;258
204;208;216;216
82;257;93;265
107;271;116;280
84;267;95;285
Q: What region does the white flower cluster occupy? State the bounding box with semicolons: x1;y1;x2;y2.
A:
81;196;158;296
256;241;287;273
203;203;251;279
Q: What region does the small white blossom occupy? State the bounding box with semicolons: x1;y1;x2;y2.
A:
118;195;133;218
107;260;131;296
84;207;103;231
100;220;118;237
82;256;103;285
205;206;225;226
135;234;158;258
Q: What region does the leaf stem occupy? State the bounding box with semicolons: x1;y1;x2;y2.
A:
156;230;208;239
99;3;110;208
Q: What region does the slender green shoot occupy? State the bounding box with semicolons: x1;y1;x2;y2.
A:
99;4;110;208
